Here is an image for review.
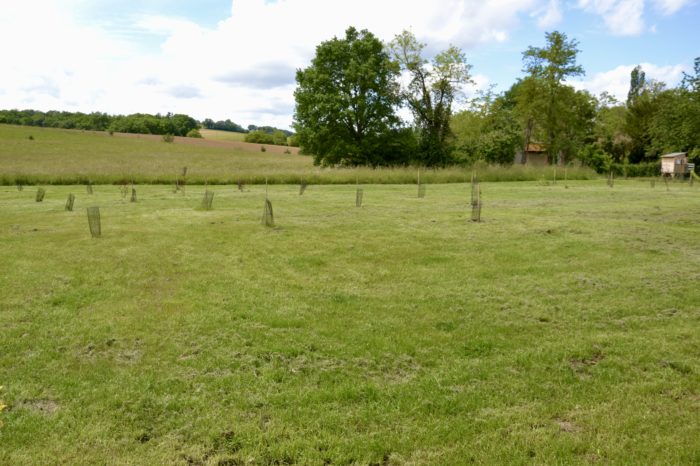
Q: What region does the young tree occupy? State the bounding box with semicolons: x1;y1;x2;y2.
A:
294;27;404;166
521;31;585;163
388;30;472;166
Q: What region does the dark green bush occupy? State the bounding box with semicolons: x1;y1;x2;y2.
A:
611;162;660;177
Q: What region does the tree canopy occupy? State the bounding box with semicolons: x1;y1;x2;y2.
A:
294;27;405;166
387;30;473;166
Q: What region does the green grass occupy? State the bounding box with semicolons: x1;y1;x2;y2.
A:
0;124;597;185
1;180;699;464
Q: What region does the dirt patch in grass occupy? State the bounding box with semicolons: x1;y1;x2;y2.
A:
569;348;605;379
556;419;583;433
17;399;59;415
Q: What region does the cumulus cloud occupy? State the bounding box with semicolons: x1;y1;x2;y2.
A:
2;0;554;128
653;0;692;15
0;0;694;128
537;0;564;28
569;62;686;101
577;0;645;35
577;0;693;35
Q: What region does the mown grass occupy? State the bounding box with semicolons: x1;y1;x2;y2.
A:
1;180;698;464
0;124;597;185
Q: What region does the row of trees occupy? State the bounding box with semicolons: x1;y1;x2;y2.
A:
0;109;200;137
0;110;297;143
294;27;472;166
294;28;700;170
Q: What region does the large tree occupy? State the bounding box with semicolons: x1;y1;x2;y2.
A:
388;30;472;166
293;27;404;166
521;31;585;163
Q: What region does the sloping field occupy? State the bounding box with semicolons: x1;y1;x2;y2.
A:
1;181;698;464
0;124;597;185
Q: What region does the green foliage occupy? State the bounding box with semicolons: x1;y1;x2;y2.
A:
161;133;174;143
593;99;629;163
578;144;612;173
648;88;700;155
201;118;246;133
389;30;472;166
244;130;275;144
294;27;404;166
610;162;660;177
452;90;522;165
520;31;587;163
0;109;200;137
186;128;202;138
244;129;291;146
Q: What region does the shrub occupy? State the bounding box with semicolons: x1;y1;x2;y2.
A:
610;162;660;177
186;128;202;138
162;133;175;143
245;130;274;144
578;144;611;173
260;146;267;152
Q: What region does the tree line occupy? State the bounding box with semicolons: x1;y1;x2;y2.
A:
294;28;700;171
0;110;296;145
0;109;200;137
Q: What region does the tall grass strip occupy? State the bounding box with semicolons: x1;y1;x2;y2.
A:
262;199;274;227
35;188;45;202
87;206;101;238
200;190;214;210
65;193;75;211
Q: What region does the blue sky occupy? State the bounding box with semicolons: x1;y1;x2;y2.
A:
1;0;698;129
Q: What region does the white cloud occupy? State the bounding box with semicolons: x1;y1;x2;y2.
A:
577;0;693;35
2;0;553;128
653;0;692;14
537;0;564;28
0;0;693;129
577;0;645;35
568;62;686;101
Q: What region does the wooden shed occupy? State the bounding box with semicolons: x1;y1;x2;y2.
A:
660;152;688;176
514;143;548;165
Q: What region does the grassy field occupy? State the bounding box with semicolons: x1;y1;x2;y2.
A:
1;180;698;464
199;129;247;142
0;124;597;185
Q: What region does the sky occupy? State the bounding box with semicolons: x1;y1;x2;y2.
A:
1;0;698;130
